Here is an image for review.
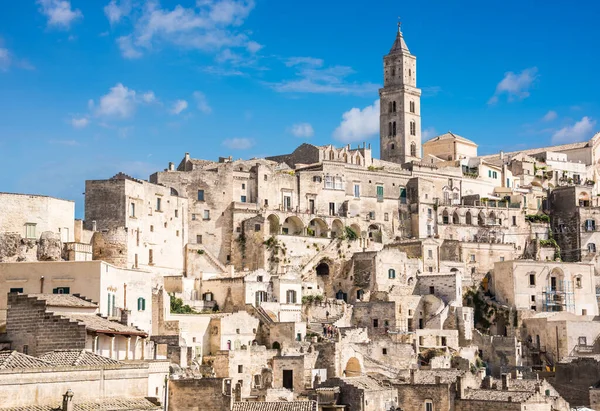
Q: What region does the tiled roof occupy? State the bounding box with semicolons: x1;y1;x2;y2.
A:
411;369;464;385
0;350;52;369
0;398;161;410
31;294;97;308
423;132;477;146
341;376;390;391
478;141;590;161
462;388;533;402
39;350;121;367
60;314;147;337
232;402;317;411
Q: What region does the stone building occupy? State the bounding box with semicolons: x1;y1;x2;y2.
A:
4;293;149;360
85;172;188;276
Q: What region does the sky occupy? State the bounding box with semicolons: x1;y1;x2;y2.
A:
1;0;600;217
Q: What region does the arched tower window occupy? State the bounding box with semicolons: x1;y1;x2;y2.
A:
410;101;415;113
388;101;393;113
393;101;397;112
410;142;416;157
391;67;396;77
392;122;397;136
410;121;416;136
409;68;412;77
388;122;392;137
357;157;361;166
329;151;335;160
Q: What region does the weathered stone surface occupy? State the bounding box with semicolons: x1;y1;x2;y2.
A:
0;233;37;262
36;231;62;261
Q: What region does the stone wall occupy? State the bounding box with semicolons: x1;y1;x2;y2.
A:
6;293;87;356
553;357;600;407
168;377;232;411
396;383;454;411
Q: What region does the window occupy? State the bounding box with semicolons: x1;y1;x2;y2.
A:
410;142;417;157
393;101;397;112
388;122;392;137
470;254;475;262
392;121;397;136
175;209;178;218
382;348;388;355
424;400;433;411
22;345;28;355
197;190;205;201
506;178;510;187
156;197;161;211
388;269;396;279
377;186;384;202
428;250;433;258
529;274;535;286
410;121;416;136
334;177;343;190
589;243;597;253
286;290;297;304
324;176;333;189
137;297;146;311
388;101;393;112
242;183;246;189
441;337;447;346
53;287;70;294
354;184;360;198
373;319;379;328
264;174;268;181
192;214;196;221
586;219;596;232
576;276;582;288
25;223;36;239
429;286;435;294
410;101;415;113
9;288;23;293
197;235;202;244
531;295;536;302
130;203;135;217
257;276;263;282
149;249;154;265
241;195;247;203
255;224;261;232
176;230;179;237
203;210;210;220
384;213;389;221
512;216;517;226
238;365;243;373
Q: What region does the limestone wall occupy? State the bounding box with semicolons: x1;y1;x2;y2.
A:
168;377;232;411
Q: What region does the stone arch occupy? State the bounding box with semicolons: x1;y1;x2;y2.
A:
356;156;361;166
478;211;486;227
368;224;382;243
282;216;304;236
329;151;335;161
442;209;449;224
266;214;280;235
350;224;362;238
170;187;179;196
331;219;344;238
308;218;328;238
489;211;497;225
465;211;472;225
452;211;460;224
344;357;362;377
579;191;591;206
272;341;281;350
316;261;330;276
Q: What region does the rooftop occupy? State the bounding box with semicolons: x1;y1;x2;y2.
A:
0;398;161;411
31;294;98;309
423;132;478;147
60;313;147;337
231;401;318;411
462;388;532;402
39;350;121;367
0;350;52;370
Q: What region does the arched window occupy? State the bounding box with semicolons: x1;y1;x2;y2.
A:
453;212;460;224
409;68;412;77
391;67;396;77
392;122;397;136
442;210;449;225
388;269;396;279
388;122;392;137
410;101;415;113
410;142;417;157
357;157;361;166
465;211;472;225
286;290;297;304
391;144;395;150
393;101;397;112
356;289;364;300
343;153;348;162
329;151;334;160
388;101;393;113
410;121;416;136
424;400;433;411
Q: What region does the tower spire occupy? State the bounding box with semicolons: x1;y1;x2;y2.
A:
390;19;409;54
397;17;402;34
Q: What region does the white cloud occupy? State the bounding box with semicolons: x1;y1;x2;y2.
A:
422;127;437;141
104;0;131;24
269;63;379;95
0;48;10;71
71;117;89;128
488;67;538;104
93;83;137;118
290;123;314;138
115;0;258;59
141;91;157;103
37;0;82;29
333;100;380;143
170;99;188;115
543;110;558;122
551;116;596;144
193;91;212;114
117;35;143;59
223;137;253;150
0;42;34;72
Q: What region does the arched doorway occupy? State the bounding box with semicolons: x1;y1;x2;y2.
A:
336;290;347;302
478;211;486;227
331;219;344;238
308;218;328;238
442;210;449;224
368;224;382;242
282;216;304;236
344;357;361;377
272;341;281;350
316;262;330;276
453;211;460;224
267;214;280;235
465;211;472;225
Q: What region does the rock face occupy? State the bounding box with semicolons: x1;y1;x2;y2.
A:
0;233;38;262
37;231;63;261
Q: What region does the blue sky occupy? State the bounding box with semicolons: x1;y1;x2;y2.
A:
1;0;599;217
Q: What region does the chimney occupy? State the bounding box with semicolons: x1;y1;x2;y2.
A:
456;376;465;399
169;162;175;171
185;152;190;161
409;369;415;384
120;309;130;326
62;389;74;411
92;220;97;232
501;373;511;390
368;143;371;150
500;150;504;160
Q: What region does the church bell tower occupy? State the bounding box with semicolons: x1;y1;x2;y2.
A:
379;22;422;164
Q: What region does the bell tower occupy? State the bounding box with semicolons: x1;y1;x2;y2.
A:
379;22;422;164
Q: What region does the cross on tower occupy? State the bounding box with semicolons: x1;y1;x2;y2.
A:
397;18;402;33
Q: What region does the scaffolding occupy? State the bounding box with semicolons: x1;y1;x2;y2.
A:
542;279;575;313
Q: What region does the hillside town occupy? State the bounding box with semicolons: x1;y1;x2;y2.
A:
3;23;600;411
